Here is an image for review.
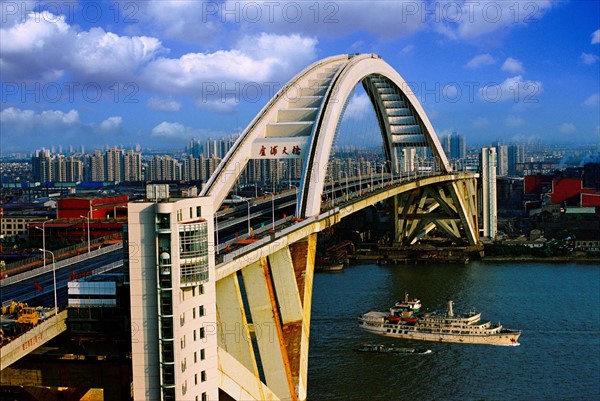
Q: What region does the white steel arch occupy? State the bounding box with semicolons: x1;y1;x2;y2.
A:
201;54;450;218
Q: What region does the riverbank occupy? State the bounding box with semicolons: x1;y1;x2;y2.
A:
481;255;600;263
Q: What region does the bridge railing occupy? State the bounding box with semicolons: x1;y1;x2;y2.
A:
2;233;122;274
0;242;123;287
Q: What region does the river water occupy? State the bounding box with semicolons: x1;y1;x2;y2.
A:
307;261;600;401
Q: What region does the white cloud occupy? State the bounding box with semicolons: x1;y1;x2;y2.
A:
436;1;557;40
480;76;543;103
1;107;80;130
505;116;524;127
99;116;123;131
151;121;204;140
502;57;525;74
147;97;182;112
592;29;600;44
0;11;164;82
580;52;599;65
141;33;317;102
465;54;495;68
558;123;576;134
583;94;600;107
343;93;371;120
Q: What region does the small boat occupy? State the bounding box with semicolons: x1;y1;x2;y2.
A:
315;257;344;272
354;343;431;354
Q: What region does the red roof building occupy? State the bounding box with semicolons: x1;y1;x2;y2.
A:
57;195;129;220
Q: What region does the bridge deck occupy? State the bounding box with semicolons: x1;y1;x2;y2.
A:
1;310;68;371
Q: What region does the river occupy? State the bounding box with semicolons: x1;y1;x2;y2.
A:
308;261;600;400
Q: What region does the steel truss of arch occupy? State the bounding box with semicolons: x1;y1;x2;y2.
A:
208;54;481;401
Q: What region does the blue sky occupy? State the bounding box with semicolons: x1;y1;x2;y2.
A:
1;0;599;152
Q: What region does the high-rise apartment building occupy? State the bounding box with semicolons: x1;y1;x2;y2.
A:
507;144;525;177
124;150;142;182
148;156;182;181
442;132;466;159
128;195;217;401
495;145;509;177
481;147;497;239
31;149;52;182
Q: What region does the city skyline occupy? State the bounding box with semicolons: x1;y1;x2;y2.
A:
1;1;599;152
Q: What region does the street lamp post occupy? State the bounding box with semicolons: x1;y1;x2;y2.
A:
358;172;362;196
35;219;51;268
39;249;58;317
79;213;91;253
339;171;349;202
244;199;251;236
270;193;275;230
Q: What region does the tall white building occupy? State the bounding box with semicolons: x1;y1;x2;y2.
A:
128;194;218;401
481;147;497;239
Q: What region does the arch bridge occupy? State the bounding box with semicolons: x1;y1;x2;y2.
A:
202;54;480;401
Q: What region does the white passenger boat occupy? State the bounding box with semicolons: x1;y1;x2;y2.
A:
358;300;521;346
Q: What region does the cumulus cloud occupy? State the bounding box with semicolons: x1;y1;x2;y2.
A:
501;57;525;74
580;52;599;65
147;97;182;112
141;33;317;104
151;121;204;140
99;116;123;131
465;54;496;68
558;123;576;134
583;94;600;107
0;107;125;149
1;107;80;130
592;29;600;44
0;11;164;82
480;75;543;103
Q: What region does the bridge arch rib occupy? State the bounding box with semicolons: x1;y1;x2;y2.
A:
201;54;451;218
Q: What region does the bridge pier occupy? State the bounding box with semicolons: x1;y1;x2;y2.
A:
217;234;316;401
393;177;480;246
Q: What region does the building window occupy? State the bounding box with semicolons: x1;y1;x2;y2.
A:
177;209;182;222
200;327;205;339
199;305;205;317
201;370;206;382
199;284;204;294
195;373;198;385
201;392;207;401
193;308;196;319
179;222;209;285
194;330;197;341
181;335;186;349
180;313;185;327
200;349;205;360
196;206;201;217
194;351;197;363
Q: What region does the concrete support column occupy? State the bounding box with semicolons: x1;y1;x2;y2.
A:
241;260;296;401
216;273;256;375
289;233;316;401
